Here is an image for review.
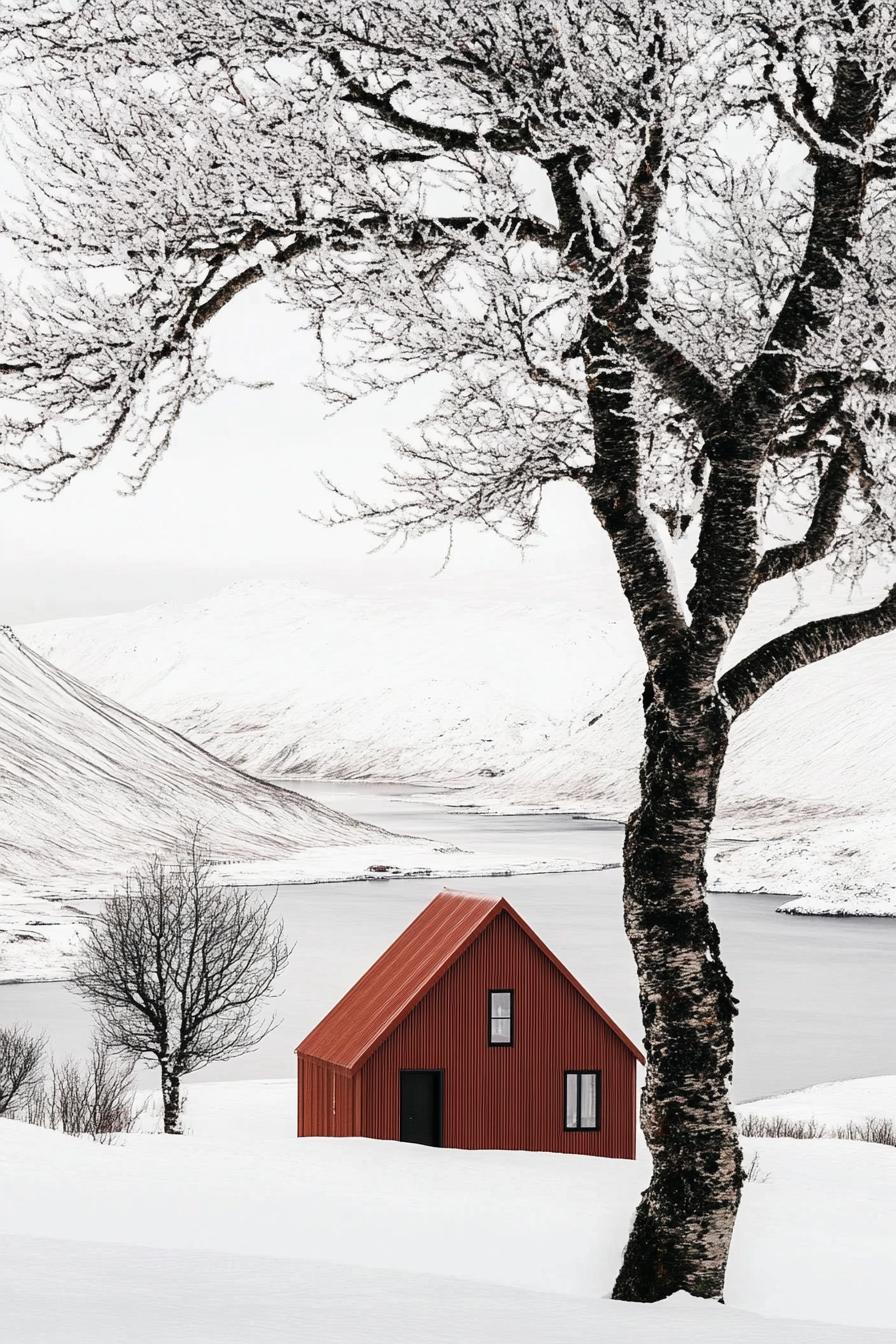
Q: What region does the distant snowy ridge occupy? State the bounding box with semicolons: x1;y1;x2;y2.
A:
0;628;607;982
474;637;896;916
23;574;640;782
23;571;896;917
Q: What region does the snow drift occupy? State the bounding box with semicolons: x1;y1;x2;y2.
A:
2;1073;895;1341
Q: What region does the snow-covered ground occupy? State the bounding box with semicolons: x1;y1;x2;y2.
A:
713;819;896;918
1;1074;894;1343
738;1075;896;1130
24;568;896;917
0;629;608;983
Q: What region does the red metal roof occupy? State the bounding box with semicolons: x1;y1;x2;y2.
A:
297;889;644;1071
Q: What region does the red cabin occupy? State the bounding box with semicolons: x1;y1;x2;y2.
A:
296;889;643;1158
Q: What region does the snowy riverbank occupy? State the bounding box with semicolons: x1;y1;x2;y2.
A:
0;851;609;985
710;813;896;917
2;1073;895;1342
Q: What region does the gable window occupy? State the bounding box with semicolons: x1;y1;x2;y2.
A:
564;1071;601;1130
489;990;513;1045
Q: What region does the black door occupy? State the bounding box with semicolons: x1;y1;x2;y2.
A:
399;1070;442;1146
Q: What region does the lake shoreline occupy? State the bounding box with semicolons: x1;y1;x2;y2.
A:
2;781;895;1102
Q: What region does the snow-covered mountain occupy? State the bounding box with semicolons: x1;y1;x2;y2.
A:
0;625;393;888
481;655;896;911
0;625;609;980
480;622;896;819
24;574;640;782
27;569;895;826
23;569;896;913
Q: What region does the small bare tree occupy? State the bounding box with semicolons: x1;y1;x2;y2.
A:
0;1024;45;1118
73;835;289;1134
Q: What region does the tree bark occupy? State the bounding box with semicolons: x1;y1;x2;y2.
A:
613;670;742;1302
161;1065;181;1135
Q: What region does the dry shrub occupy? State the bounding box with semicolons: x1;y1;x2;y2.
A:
739;1113;825;1139
0;1024;45;1117
739;1112;896;1147
743;1152;768;1183
29;1039;140;1141
832;1116;896;1147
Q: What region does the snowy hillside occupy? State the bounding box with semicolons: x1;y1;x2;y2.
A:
0;627;394;879
0;629;606;981
458;571;896;913
0;626;381;979
22;569;896;913
2;1073;895;1341
23;573;640;782
476;628;896;912
485;629;896;819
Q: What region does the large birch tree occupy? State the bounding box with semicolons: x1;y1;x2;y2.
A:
5;0;896;1302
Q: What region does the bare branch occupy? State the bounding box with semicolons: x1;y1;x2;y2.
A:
720;583;896;718
0;1025;45;1117
753;440;858;586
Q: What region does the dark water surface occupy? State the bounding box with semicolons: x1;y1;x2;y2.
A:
2;780;894;1103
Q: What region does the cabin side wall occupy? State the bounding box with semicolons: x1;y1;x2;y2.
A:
359;911;637;1157
297;1053;358;1137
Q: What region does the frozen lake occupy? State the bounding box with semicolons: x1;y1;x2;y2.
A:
2;780;895;1103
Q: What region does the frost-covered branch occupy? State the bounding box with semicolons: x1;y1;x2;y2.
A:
3;2;896;646
754;439;859;586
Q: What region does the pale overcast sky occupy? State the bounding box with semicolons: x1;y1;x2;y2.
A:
0;105;807;629
1;285;608;624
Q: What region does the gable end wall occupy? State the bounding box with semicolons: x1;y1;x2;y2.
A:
359;911;637;1157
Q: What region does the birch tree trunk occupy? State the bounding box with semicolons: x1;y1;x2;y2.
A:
161;1066;182;1136
612;671;741;1301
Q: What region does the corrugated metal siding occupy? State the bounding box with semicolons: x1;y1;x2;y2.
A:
297;891;500;1070
297;1056;355;1137
360;911;637;1158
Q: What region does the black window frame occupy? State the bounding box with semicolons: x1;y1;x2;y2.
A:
488;988;514;1047
563;1070;601;1131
